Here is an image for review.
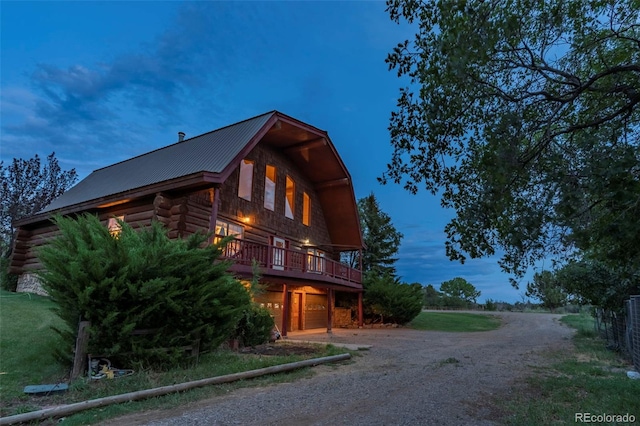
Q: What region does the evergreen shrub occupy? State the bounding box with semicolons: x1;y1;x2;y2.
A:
38;214;252;368
0;257;18;291
363;272;423;324
234;305;275;347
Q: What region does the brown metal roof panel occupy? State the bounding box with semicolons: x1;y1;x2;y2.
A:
42;112;276;213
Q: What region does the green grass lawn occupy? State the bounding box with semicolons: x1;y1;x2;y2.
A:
501;312;640;425
0;289;351;424
408;311;502;332
0;290;69;413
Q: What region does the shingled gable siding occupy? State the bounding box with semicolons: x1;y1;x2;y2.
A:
219;143;334;257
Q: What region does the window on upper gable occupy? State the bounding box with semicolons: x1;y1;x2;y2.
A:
303;192;311;226
285;176;295;219
238;159;254;201
264;165;276;211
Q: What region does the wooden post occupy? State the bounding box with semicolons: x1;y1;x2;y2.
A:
358;291;364;328
281;284;288;338
70;321;90;381
327;289;333;334
208;186;220;245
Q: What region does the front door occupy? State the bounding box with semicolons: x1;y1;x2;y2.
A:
272;236;286;270
290;292;303;331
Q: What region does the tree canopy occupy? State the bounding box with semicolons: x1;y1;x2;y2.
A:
440;277;481;304
381;0;640;282
1;153;77;256
525;270;569;312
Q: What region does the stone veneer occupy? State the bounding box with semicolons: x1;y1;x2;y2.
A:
16;273;48;296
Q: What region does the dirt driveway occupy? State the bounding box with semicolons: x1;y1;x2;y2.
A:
106;312;574;425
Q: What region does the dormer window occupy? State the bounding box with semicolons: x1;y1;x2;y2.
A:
285;176;295;219
238;159;254;201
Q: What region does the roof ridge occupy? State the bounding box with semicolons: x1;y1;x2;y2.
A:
92;110;277;173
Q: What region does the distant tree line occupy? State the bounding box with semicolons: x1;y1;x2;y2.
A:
423;277;481;309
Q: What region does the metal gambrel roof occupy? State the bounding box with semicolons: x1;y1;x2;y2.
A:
42;112;276;213
19;110;364;249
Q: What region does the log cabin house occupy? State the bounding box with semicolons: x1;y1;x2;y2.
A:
9;111;365;336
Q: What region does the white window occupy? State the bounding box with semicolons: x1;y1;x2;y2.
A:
285;176;295;219
264;165;276;211
307;248;325;273
215;220;243;239
238;159;254;201
107;216;125;237
215;220;244;256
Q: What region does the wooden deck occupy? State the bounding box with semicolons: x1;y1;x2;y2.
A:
220;238;362;289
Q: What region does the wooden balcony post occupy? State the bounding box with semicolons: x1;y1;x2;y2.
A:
208;186;220;245
358;291;364;328
281;284;288;338
327;289;333;334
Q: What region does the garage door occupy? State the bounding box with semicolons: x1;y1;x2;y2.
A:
305;294;327;329
254;291;284;330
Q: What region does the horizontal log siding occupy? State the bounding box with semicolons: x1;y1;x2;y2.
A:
219;143;334;257
183;192;214;238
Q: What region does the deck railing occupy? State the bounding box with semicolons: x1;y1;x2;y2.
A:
219;238;362;285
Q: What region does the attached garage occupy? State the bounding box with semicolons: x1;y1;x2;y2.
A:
304;294;327;329
254;291;284;330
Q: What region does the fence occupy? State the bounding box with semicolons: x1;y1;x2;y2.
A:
594;295;639;371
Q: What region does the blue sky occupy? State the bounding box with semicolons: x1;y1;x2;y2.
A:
1;1;530;303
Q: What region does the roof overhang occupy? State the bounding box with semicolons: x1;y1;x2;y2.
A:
14;171;224;227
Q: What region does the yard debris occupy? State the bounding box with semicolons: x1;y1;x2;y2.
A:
90;358;134;380
627;371;640;380
23;383;69;395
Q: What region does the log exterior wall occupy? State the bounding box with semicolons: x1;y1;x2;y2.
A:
10;140;348;309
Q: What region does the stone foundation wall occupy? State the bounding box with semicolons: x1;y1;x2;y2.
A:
16;273;48;296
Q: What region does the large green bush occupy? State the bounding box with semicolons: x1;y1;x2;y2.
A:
38;214;252;367
363;272;423;324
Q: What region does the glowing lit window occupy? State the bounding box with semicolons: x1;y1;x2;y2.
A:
264;165;276;211
238;159;254;201
214;220;244;256
107;216;124;237
215;220;243;240
302;192;310;226
285;176;295;219
307;248;325;273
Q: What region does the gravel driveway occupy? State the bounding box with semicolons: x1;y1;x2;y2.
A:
105;311;574;425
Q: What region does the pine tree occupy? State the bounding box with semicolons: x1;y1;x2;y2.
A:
358;193;403;276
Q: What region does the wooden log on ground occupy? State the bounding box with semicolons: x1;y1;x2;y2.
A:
0;354;351;426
